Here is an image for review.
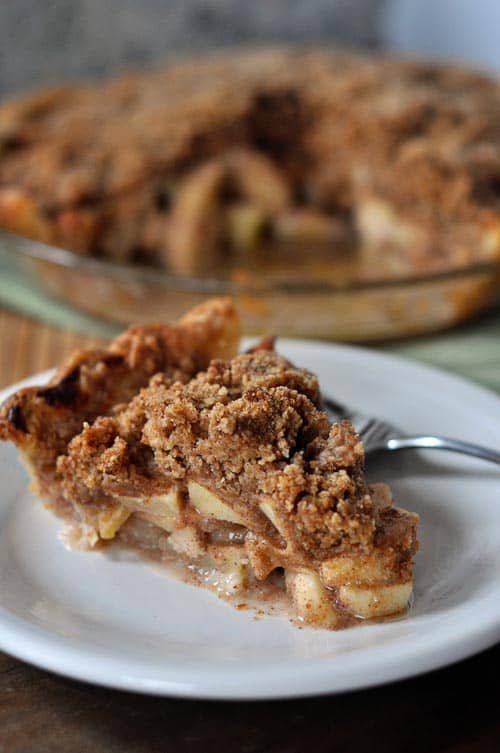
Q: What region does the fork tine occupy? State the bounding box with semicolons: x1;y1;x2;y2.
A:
324;396;371;434
323;395;400;452
359;420;397;452
323;396;352;420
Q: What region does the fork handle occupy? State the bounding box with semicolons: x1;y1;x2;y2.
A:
384;435;500;465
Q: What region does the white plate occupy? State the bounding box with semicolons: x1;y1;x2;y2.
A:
0;340;499;699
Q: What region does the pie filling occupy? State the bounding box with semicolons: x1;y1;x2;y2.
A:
43;476;417;629
0;299;419;630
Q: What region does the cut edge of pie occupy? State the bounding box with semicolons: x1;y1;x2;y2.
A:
0;300;418;630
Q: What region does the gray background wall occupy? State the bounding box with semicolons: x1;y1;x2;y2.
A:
0;0;382;96
1;1;496;99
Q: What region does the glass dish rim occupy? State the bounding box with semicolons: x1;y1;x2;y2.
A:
2;229;500;295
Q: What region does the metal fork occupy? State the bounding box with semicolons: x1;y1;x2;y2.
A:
324;396;500;465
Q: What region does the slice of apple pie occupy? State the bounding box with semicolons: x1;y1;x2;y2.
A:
0;300;418;629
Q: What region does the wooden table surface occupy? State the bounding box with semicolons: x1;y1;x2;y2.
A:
1;307;499;753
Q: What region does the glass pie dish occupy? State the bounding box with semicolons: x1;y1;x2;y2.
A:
1;230;499;341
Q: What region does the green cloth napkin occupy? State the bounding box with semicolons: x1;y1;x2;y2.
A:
384;314;500;393
1;261;499;393
0;262;119;340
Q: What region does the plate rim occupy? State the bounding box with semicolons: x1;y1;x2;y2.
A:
0;338;499;699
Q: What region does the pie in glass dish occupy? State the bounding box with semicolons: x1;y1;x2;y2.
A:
0;299;418;629
1;47;500;280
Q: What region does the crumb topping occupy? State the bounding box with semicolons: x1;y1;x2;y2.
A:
60;350;376;560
